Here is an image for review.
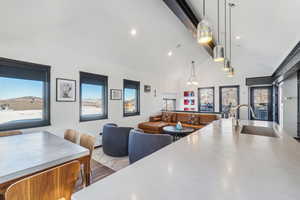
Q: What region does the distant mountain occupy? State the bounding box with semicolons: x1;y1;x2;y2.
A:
0;96;43;111
82;99;102;108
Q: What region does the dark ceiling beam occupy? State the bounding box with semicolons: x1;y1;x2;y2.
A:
163;0;215;57
272;41;300;83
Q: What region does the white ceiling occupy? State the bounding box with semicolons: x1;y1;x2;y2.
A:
0;0;207;76
188;0;300;72
0;0;299;80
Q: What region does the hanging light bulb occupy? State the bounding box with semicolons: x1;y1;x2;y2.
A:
222;0;229;71
197;0;213;44
187;61;199;85
213;45;225;62
226;3;236;77
227;67;235;77
223;59;231;71
213;0;225;62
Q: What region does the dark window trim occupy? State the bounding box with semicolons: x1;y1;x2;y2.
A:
162;98;176;111
219;85;240;116
0;57;51;131
198;87;215;113
123;79;140;117
296;70;300;140
79;71;108;122
249;86;273;121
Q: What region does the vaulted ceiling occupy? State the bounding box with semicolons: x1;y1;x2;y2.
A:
0;0;299;83
187;0;300;72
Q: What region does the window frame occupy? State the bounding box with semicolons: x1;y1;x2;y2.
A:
123;79;140;117
162;98;176;111
249;86;273;121
79;71;108;122
0;57;51;131
198;87;215;112
219;85;240;115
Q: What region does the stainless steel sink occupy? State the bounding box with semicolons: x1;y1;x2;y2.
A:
241;125;278;138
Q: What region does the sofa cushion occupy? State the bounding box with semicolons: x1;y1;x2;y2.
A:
171;113;177;122
162;112;172;122
176;113;191;124
199;114;217;125
138;121;169;131
190;114;200;125
150;116;162;122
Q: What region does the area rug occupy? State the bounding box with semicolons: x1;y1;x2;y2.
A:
75;159;115;191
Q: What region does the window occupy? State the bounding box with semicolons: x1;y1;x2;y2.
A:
123;79;140;116
163;98;176;111
0;58;50;131
80;72;108;122
219;85;240;114
198;87;215;112
250;86;273;121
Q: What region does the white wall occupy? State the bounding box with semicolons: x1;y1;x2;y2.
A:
0;0;200;138
279;74;298;137
1;57;164;138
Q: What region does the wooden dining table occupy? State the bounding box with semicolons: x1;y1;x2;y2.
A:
0;131;90;196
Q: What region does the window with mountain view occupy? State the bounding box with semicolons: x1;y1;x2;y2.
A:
123;79;140;116
0;58;50;131
198;87;215;112
80;72;108;121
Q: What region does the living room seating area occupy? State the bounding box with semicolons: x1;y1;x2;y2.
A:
138;112;219;134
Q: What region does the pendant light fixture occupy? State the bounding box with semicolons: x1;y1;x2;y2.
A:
223;0;230;71
213;0;225;62
227;3;235;77
187;61;199;85
197;0;213;44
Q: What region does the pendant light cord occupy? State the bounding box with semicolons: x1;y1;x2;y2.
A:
217;0;220;44
192;61;195;76
229;3;232;61
203;0;206;17
224;0;227;59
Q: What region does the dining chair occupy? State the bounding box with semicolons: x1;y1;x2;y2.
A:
5;161;80;200
64;129;79;144
0;130;22;137
79;133;96;184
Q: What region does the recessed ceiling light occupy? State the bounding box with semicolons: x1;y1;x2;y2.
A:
235;36;241;40
130;29;137;36
168;51;173;56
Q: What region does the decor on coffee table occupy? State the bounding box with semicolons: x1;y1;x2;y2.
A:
163;125;195;141
56;78;76;102
110;89;122;100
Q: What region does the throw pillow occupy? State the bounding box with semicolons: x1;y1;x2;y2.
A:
162;112;171;122
191;115;200;125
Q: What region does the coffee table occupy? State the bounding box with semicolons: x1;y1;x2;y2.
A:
163;126;195;141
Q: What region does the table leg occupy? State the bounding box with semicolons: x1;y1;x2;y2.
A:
83;156;91;186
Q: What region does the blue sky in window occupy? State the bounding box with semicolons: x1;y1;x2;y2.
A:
124;88;136;100
0;77;43;100
82;84;103;99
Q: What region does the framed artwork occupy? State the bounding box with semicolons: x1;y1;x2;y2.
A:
110;89;122;100
144;85;151;93
184;99;189;105
56;78;76;102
